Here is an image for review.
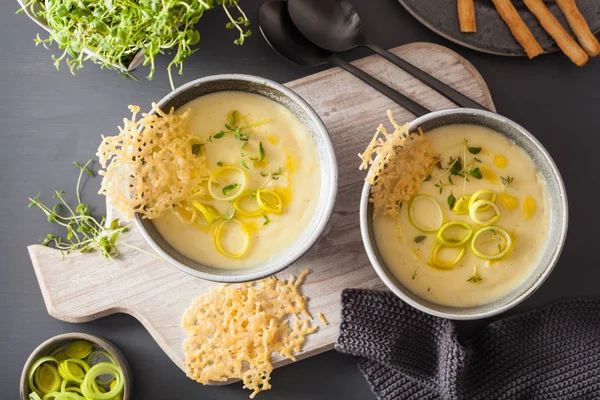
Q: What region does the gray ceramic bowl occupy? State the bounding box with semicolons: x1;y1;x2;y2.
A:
135;74;337;283
360;108;568;320
20;333;131;399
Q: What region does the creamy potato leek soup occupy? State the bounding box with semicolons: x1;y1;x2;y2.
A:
152;91;320;269
367;121;549;307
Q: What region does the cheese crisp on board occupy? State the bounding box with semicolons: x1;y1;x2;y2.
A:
182;271;318;397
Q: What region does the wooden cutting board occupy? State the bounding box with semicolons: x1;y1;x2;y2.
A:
28;43;495;377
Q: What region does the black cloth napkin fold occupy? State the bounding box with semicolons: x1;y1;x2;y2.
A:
335;289;600;400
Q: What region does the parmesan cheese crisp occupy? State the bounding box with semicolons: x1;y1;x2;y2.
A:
359;110;435;218
97;104;209;219
182;270;318;398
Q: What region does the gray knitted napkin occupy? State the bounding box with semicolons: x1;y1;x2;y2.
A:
335;289;600;400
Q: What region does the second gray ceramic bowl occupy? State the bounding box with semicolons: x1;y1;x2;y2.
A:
360;108;568;320
20;333;131;400
135;74;337;283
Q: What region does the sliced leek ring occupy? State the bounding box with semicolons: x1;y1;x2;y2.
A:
408;195;443;233
232;191;265;218
33;364;61;394
471;226;512;260
65;340;93;360
207;166;246;201
63;387;84;396
256;189;284;215
58;359;89;383
60;380;84;396
60;379;71;393
452;195;471;215
53;353;69;363
436;221;473;247
86;350;116;366
468;189;496;212
469;200;501;226
28;357;59;396
42;393;81;400
192;201;222;224
81;362;124;400
429;243;465;270
86;351;117;385
213;218;250;259
29;393;43;400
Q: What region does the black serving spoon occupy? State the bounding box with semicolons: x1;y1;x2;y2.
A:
287;0;487;111
258;0;430;117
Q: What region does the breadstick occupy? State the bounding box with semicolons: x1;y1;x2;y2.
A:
491;0;543;58
523;0;588;66
458;0;477;32
556;0;600;57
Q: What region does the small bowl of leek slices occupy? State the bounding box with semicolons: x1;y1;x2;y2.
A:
20;333;131;400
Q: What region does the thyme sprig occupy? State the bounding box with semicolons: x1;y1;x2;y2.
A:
431;140;484;193
467;270;482;283
28;160;128;259
501;176;514;190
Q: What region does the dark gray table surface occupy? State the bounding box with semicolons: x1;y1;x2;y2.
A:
2;0;599;398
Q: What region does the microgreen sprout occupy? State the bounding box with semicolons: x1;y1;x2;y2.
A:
28;160;129;259
18;0;251;89
214;111;249;141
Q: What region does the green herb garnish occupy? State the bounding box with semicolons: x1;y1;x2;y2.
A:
271;167;282;180
435;178;454;194
464;139;482;154
191;143;202;156
448;192;456;210
434;155;443;170
263;215;270;225
214;111;249;141
257;142;265;162
248;141;266;166
449;157;463;176
469;167;482;179
18;0;251;90
216;160;223;166
467;265;482;283
414;235;426;244
424;175;432;182
28;160;128;259
501;176;514;189
223;208;235;220
222;183;239;196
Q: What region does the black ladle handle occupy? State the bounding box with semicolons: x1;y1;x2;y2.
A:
333;56;430;117
365;42;488;111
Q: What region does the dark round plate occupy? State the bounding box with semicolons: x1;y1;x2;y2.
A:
397;0;600;56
